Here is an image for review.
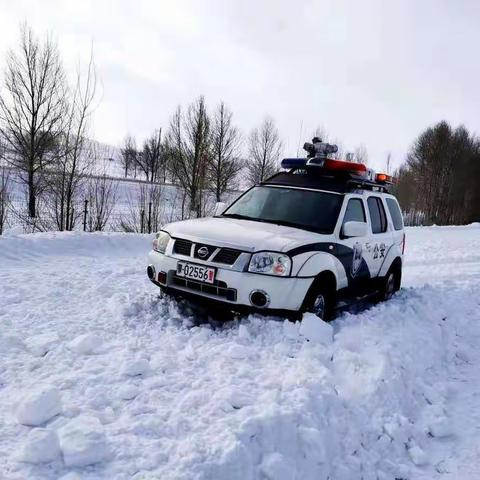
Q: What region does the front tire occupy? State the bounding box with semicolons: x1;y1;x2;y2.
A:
304;285;335;321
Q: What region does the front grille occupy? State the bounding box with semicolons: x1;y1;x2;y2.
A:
213;248;242;265
173;239;192;256
193;243;216;260
170;273;237;301
173;238;243;266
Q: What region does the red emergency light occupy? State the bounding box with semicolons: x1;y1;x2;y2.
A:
322;158;368;175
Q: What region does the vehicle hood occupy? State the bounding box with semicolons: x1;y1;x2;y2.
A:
162;217;331;252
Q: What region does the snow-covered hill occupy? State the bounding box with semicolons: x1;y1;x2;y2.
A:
1;225;479;479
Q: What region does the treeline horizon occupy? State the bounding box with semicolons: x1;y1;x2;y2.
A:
1;24;479;235
394;120;480;226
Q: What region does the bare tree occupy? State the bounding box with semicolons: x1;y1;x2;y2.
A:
354;144;369;165
45;52;97;231
0;25;67;218
385;152;392;174
0;135;6;166
119;183;163;233
87;173;118;231
120;135;137;178
137;129;163;183
246;117;282;185
165;96;211;217
208;102;243;202
0;166;10;234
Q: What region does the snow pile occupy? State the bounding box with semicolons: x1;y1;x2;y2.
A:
18;428;61;464
117;384;140;400
67;333;103;355
58;416;109;467
25;333;60;357
299;312;333;344
0;228;479;478
16;386;62;426
121;357;150;377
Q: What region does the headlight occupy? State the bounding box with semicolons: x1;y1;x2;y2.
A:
248;252;291;276
152;231;170;253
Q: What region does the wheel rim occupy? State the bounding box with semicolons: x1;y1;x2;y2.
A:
312;294;326;319
385;272;395;299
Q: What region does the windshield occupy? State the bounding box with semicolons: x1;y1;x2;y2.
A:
222;186;343;234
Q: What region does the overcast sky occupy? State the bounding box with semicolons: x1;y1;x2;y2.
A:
1;0;479;170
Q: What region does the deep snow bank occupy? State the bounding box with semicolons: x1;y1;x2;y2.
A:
0;231;151;264
1;228;479;479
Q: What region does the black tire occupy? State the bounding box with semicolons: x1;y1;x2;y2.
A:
303;284;336;321
377;265;401;302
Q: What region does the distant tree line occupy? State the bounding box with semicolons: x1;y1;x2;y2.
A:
394;121;480;225
3;27;477;233
119;98;285;218
0;25;285;233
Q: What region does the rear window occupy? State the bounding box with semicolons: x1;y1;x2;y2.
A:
367;197;388;234
386;198;404;230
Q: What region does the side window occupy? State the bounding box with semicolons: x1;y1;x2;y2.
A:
386;198;404;230
378;198;388;232
343;198;366;224
367;197;387;234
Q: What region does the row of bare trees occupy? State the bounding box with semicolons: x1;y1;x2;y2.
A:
0;25;280;233
394;121;480;225
0;24;380;234
119;96;284;219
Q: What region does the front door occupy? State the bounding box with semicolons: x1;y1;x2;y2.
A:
339;197;371;290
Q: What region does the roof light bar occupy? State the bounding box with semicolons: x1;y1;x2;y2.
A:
280;135;393;189
281;156;368;176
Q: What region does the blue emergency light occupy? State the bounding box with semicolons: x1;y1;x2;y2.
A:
281;158;308;169
281;157;329;169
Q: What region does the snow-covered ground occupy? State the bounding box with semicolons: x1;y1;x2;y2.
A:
1;225;479;479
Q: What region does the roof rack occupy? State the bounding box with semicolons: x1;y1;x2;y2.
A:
262;169;391;193
268;137;395;193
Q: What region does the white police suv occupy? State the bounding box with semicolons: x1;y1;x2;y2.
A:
147;138;405;320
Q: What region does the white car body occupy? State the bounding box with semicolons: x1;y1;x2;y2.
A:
147;170;405;317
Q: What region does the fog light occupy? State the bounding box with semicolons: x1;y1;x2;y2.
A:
249;290;269;308
147;265;155;280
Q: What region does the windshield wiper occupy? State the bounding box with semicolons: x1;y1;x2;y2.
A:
221;213;253;220
258;217;331;234
221;213;271;224
222;214;329;233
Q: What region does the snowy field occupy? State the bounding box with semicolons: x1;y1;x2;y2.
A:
1;225;480;479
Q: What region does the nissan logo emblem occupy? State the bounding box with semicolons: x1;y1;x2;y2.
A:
198;246;209;258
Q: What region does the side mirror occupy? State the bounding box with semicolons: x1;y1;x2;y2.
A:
214;202;227;216
342;221;368;238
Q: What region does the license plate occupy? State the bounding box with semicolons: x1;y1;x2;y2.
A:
177;261;216;284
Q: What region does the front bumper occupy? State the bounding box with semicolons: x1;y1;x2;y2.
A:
148;250;313;312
